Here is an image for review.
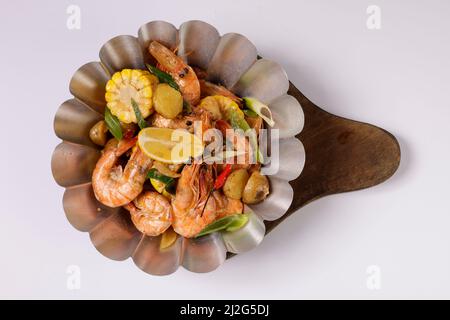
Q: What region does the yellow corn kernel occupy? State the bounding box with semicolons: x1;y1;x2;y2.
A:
105;91;117;103
134;75;148;89
140;86;152;98
105;79;117;93
131;69;142;79
120;69;132;83
130;69;142;87
141;98;152;107
111;72;123;85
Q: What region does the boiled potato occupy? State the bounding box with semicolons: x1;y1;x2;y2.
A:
223;169;249;200
89;120;108;146
242;171;269;204
153;83;183;119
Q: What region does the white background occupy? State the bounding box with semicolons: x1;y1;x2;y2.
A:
0;0;449;299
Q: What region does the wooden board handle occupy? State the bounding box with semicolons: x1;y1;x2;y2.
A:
264;83;401;233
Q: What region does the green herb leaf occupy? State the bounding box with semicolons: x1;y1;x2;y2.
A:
183;100;192;114
229;111;251;131
196;213;249;237
164;179;177;195
131;98;147;130
104;107;123;140
146;63;179;91
147;168;174;185
243;108;258;118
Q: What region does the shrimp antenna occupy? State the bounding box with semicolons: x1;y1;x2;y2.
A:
200;189;213;217
200;163;214;217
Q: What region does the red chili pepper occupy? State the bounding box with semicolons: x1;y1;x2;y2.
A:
215;119;232;136
214;163;232;190
200;164;233;217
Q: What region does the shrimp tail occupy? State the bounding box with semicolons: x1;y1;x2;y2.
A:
123;201;136;212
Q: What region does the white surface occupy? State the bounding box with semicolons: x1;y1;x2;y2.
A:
0;0;449;299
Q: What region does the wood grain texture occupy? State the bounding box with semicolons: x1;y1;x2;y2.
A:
263;82;401;234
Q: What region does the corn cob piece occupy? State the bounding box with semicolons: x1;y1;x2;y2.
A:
105;69;158;124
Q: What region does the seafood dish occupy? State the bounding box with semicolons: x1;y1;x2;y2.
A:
52;20;305;274
90;40;273;243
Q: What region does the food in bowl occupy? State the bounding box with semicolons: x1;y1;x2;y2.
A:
89;41;275;245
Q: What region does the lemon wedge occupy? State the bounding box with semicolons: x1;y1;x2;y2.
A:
138;127;203;164
149;178;173;199
160;227;178;250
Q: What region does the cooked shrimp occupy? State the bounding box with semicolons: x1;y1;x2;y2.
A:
213;192;243;219
92;138;153;208
151;113;197;131
193;66;208;80
149;41;200;105
199;95;242;121
124;191;172;236
171;163;218;238
199;80;242;105
151;108;213;143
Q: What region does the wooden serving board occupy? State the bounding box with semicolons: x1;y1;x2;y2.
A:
228;82;400;260
264;82;401;234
